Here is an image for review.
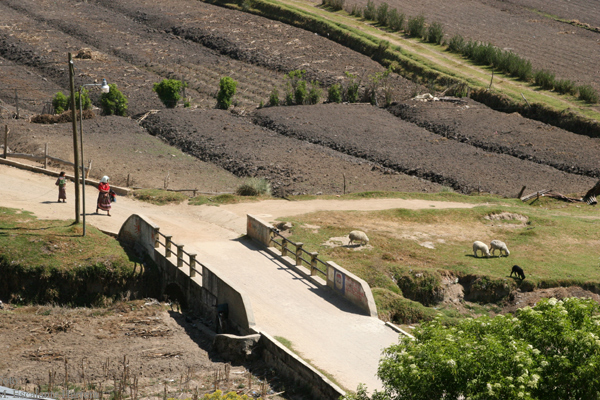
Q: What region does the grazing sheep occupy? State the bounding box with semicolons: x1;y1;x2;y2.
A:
473;241;491;258
349;230;369;246
510;265;526;280
490;240;510;257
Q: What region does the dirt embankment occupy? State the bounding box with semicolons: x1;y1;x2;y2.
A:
253;103;597;196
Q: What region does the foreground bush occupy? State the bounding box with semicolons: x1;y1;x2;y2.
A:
363;0;377;20
406;15;425;38
362;298;600;400
534;69;555;91
321;0;344;11
426;22;444;45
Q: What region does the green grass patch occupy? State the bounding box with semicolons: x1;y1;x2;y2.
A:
132;189;189;205
189;193;267;206
278;195;600;315
0;207;149;305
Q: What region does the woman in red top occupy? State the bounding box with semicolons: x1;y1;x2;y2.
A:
96;175;111;216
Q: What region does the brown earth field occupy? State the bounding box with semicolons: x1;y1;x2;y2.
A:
347;0;600;92
0;300;288;400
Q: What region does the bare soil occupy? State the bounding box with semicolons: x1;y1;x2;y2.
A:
0;300;287;400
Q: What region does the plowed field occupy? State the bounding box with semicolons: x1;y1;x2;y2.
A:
0;0;597;197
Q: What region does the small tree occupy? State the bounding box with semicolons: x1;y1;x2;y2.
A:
307;80;322;105
327;83;342;103
344;71;361;103
217;76;238;109
52;92;69;114
100;84;128;116
269;88;280;106
153;79;186;108
72;88;92;111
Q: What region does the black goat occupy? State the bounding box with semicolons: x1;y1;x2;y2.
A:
510;265;526;280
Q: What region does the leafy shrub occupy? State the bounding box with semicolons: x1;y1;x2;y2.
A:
407;15;426;38
285;89;294;105
327;83;342;103
236;177;271;196
376;2;389;26
345;71;361;103
201;390;249;399
294;80;308;105
73;89;92;111
269;88;279;106
322;0;344;11
534;69;555;90
349;4;362;17
153;79;186;108
363;0;377;20
100;84;128;116
554;79;575;95
426;22;444;44
577;84;599;104
307;80;322;105
445;82;469;98
217;76;238;109
386;8;404;31
447;34;465;53
52;92;69;114
376;298;600;400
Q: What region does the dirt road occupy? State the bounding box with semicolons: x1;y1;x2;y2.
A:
0;162;482;392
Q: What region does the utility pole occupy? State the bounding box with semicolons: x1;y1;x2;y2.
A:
68;52;81;224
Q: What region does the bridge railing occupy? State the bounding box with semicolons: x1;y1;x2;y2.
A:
154;229;202;279
270;229;328;278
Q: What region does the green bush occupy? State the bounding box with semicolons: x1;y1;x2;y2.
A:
153;79;186;108
350;4;362;17
386;9;404;31
52;92;69;114
294;80;308;105
285;69;307;105
554;79;575;95
217;76;238;109
426;22;444;45
327;83;342;103
447;34;465;53
345;71;361;103
307;80;322;105
407;15;426;38
269;87;280;106
201;390;249;399
236;177;272;196
363;0;377;20
375;298;600;400
100;84;128;116
376;2;389;26
322;0;344;11
577;84;599;104
73;89;92;111
534;69;555;90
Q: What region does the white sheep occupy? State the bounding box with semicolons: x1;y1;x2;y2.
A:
473;241;490;258
349;230;369;246
490;240;510;257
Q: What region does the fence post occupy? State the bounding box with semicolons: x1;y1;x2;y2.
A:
153;227;160;248
177;244;184;268
3;125;8;159
295;243;303;266
44;143;48;169
164;235;173;257
310;252;319;276
281;238;288;257
189;253;197;277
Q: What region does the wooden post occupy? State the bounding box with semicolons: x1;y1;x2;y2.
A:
44;143;48;169
15;89;19;119
154;227;160;248
310;252;318;276
295;243;303;266
86;160;92;178
189;253;197;277
281;238;288;257
68;53;81;224
343;173;346;195
127;173;130;187
165;235;173;257
177;244;184;268
517;186;526;199
3;125;8;159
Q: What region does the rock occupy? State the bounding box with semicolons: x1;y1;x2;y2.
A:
213;333;261;363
